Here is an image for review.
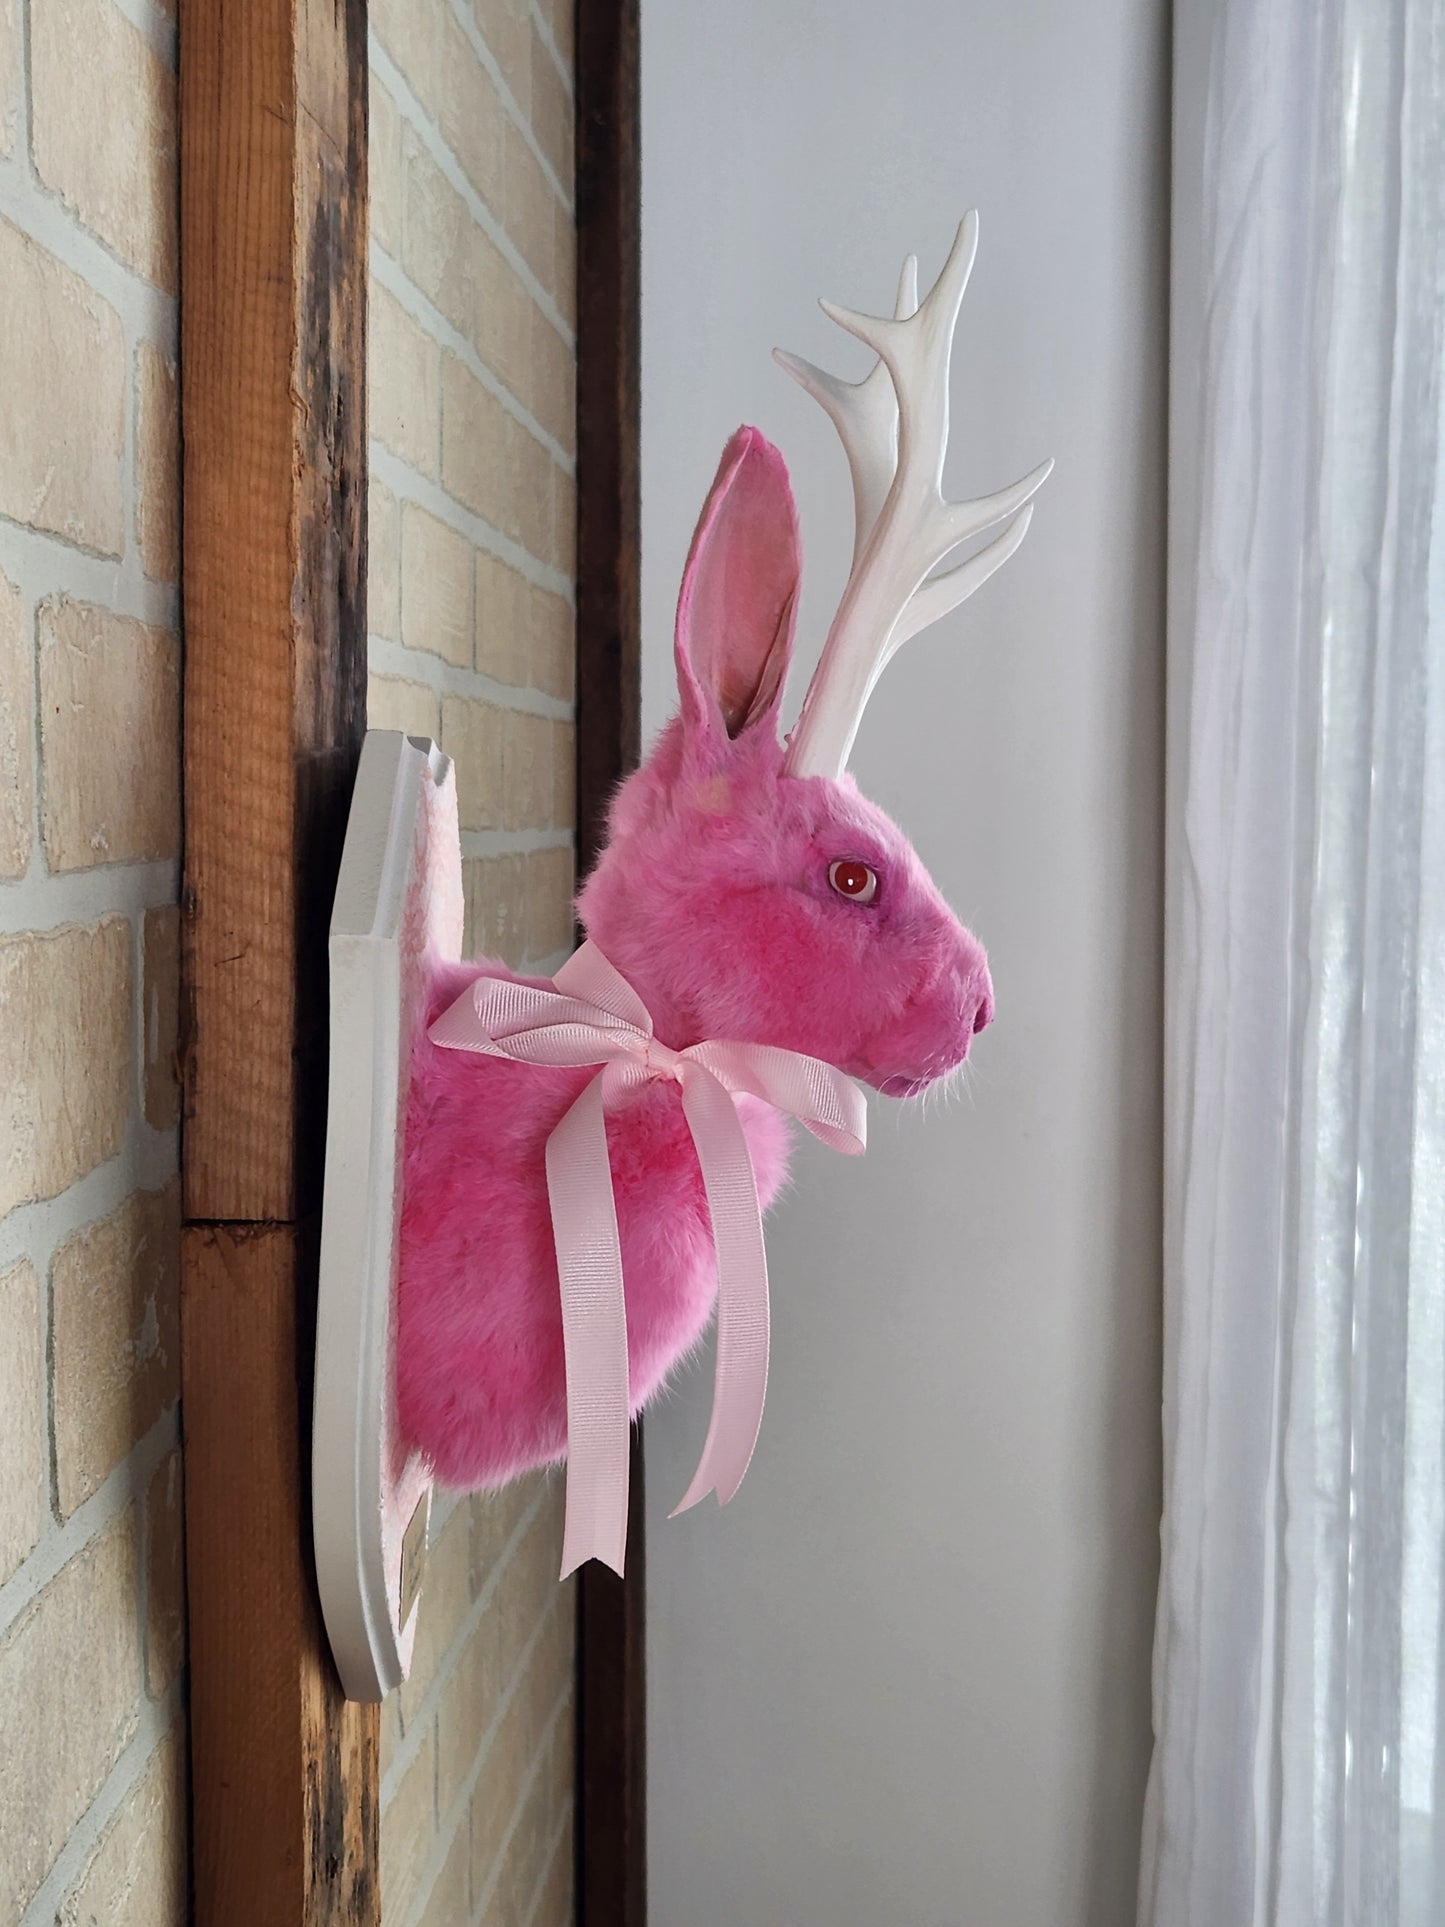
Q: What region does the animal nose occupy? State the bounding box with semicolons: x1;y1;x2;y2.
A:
968;969;995;1037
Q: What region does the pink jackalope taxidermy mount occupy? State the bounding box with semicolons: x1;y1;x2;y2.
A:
397;213;1052;1573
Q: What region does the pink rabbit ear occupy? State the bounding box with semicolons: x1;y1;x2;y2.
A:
675;425;801;743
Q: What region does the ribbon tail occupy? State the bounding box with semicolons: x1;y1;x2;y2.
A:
671;1067;771;1517
547;1073;632;1578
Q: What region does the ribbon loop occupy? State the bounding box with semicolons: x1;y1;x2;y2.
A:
429;941;866;1576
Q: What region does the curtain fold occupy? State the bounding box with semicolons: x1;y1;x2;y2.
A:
1142;1;1445;1922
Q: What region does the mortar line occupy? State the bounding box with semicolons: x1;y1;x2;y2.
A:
104;0;177;69
369;243;575;474
0;1403;182;1640
469;1676;573;1927
458;828;573;859
14;1676;185;1926
521;1782;574;1927
443;0;573;215
379;1483;551;1808
368;634;574;720
408;1599;570;1927
0;1118;180;1294
368;35;573;349
527;3;571;89
0;512;182;625
0;855;180;931
362;456;573;600
0;162;179;347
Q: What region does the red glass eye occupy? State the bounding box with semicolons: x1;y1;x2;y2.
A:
829;859;879;904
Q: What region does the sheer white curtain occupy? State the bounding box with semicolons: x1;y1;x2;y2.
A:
1140;0;1445;1923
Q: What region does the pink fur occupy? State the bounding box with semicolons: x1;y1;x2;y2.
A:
395;425;993;1491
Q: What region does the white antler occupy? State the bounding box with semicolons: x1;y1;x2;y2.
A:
776;213;1052;779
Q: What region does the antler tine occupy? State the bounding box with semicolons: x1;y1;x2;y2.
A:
817;212;978;497
772;254;919;566
886;501;1036;658
780;214;1052;780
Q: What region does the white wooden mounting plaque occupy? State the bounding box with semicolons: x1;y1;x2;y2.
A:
313;730;461;1703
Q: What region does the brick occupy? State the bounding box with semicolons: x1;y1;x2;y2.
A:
38;596;180;871
531;587;574;703
369;478;402;642
552;195;576;332
441;694;505;832
441;357;554;563
0;0;17;157
468;1592;571;1909
502;118;554;290
440;8;505;206
58;1726;186;1927
528;21;572;188
476;0;531;112
531;1810;574;1927
530;305;575;452
0;1261;44;1586
440;354;505;529
438;1605;510;1826
529;1587;575;1723
544;1688;574;1819
0;919;131;1215
492;1502;565;1660
145;1448;185;1697
379;1696;403;1782
477;251;536;412
398;1501;471;1731
551;721;575;830
136;340;180;582
469;852;527;967
550;462;577;574
380;1725;434;1927
142;905;180;1130
0;1512;142;1920
371;0;441;117
502;708;551;830
539;0;572;74
475;549;532;687
0;566;31;877
370;281;440;478
52;1183;181;1518
470;1476;538;1596
527;846;574;961
403;504;474;669
402;128;476;341
467;1661;529;1901
31;0;178;292
370;75;403;258
368;674;440;742
495;1763;561;1926
420;1818;470;1927
0;219;125;555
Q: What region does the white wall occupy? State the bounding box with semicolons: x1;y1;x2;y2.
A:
640;4;1168;1922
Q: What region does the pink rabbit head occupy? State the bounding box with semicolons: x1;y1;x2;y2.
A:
577;425;993;1096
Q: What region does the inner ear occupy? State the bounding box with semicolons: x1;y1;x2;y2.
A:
676;427;802;740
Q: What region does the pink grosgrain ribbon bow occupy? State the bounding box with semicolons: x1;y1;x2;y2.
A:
428;940;866;1578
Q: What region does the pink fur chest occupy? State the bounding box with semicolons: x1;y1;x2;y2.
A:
394;958;793;1491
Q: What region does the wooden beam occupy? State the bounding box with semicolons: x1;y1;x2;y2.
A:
573;3;647;1920
574;0;642;869
179;0;376;1918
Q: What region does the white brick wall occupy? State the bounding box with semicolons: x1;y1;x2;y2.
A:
367;2;577;1924
0;0;186;1920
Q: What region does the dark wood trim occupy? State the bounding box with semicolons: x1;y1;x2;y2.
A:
573;3;646;1922
574;0;642;869
179;0;377;1918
